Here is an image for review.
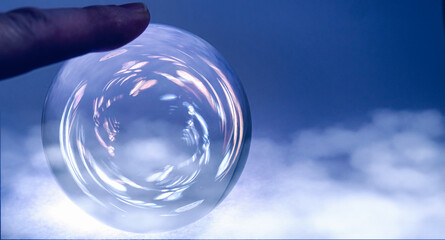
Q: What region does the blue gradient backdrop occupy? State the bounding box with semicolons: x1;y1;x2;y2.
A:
1;0;445;238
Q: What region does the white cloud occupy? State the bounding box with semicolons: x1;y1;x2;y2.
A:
2;109;445;238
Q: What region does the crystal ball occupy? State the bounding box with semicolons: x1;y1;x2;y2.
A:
42;24;251;233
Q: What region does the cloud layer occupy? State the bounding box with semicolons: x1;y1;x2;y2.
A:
2;109;445;238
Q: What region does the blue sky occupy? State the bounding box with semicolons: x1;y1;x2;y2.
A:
1;0;445;238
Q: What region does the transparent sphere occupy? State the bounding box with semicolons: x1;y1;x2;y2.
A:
42;24;251;233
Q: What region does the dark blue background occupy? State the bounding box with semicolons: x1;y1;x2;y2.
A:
1;0;444;138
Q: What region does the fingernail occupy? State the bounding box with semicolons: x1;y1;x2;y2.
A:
119;3;148;13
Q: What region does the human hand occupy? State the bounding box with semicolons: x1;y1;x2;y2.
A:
0;3;150;80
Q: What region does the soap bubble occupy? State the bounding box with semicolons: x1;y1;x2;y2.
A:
42;24;251;233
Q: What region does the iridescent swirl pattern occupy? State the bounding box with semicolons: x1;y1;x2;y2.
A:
42;24;251;232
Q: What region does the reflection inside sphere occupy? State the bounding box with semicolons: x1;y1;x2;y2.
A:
42;24;251;232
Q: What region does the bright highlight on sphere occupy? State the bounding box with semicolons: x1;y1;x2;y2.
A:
42;24;251;233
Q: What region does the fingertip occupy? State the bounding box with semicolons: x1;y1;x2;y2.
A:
119;2;149;13
0;3;151;79
81;3;150;51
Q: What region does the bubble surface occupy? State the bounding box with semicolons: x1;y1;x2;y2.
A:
42;24;251;232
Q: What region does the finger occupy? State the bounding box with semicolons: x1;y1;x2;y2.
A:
0;3;150;80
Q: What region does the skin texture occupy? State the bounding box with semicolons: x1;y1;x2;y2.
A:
0;3;150;80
